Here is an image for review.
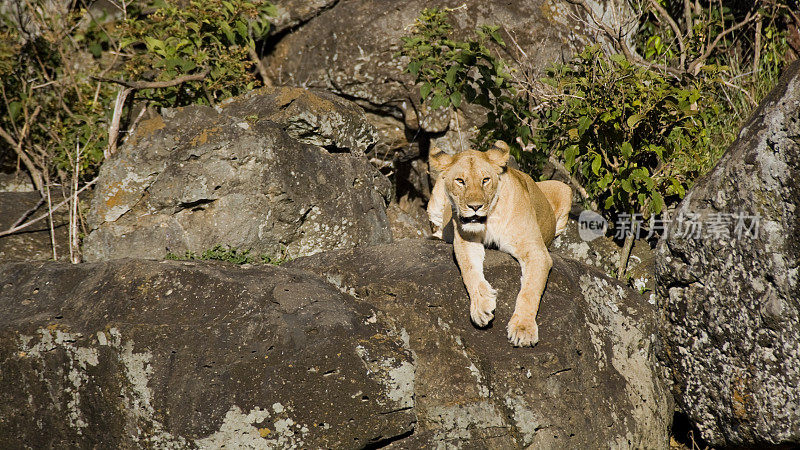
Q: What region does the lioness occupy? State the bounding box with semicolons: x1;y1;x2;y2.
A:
427;141;571;346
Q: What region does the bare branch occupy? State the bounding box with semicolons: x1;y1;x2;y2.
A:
688;12;758;75
106;87;132;158
247;46;272;87
683;0;694;39
93;67;210;90
753;17;762;79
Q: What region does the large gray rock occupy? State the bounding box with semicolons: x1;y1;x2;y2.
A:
84;87;393;262
265;0;633;126
656;60;800;446
0;259;415;448
1;240;672;448
290;240;673;448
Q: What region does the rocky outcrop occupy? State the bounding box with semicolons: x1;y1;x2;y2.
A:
291;240;673;448
1;240;672;448
264;0;635;161
83;87;393;262
656;60;800;446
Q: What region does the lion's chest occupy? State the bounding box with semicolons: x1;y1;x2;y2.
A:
483;216;517;256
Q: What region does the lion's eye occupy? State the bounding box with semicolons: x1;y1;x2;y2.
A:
482;177;490;185
455;178;465;185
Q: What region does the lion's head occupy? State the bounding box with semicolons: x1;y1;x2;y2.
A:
429;141;511;233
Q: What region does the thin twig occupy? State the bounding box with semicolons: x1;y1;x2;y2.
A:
0;177;98;238
753;17;762;79
10;196;45;229
45;181;57;260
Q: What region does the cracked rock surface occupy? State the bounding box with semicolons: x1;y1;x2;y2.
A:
656;60;800;446
1;240;671;448
83;86;392;262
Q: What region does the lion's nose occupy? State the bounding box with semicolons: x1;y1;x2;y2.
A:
467;203;482;212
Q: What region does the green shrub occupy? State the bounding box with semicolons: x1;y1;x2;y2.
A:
0;8;113;187
118;0;275;107
533;46;716;216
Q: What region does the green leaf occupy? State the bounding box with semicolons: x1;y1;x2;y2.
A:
651;192;664;214
591;153;601;175
445;65;458;87
236;20;248;40
450;91;462;108
8;101;21;121
420;83;432;100
408;61;422;77
621;179;633;193
620;141;633;158
431;93;446;110
577;115;592;135
626;114;642;129
564;144;578;170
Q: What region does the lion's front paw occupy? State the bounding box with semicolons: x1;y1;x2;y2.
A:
469;281;497;327
507;313;539;347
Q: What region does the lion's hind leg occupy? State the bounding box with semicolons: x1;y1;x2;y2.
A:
536;180;572;238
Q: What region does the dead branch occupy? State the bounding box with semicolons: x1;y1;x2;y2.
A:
687;12;758;75
10;196;45;229
94;67;210;90
753;17;762;79
106;87;132;158
248;46;272;87
683;0;694;39
97;68;210;157
0;177;98;238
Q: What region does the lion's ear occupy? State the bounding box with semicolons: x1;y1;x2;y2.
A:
429;147;454;172
486;140;510;167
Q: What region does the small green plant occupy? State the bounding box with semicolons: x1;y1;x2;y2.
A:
166;244;289;265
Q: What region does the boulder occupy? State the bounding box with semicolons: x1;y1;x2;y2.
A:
0;259;415;448
290;240;673;448
1;240;672;448
655;60;800;446
83;87;393;262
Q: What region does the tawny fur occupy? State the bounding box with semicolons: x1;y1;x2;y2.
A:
427;141;572;347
